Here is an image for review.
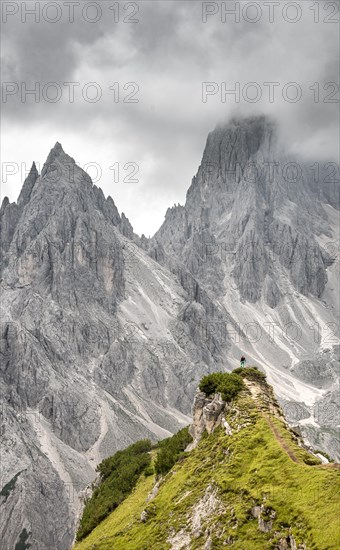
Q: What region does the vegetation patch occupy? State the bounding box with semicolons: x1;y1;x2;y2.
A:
154;426;192;476
14;528;31;550
199;372;245;401
0;470;24;502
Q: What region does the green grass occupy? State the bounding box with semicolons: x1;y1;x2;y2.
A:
74;389;340;549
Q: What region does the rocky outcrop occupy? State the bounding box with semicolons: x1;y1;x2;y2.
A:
167;484;225;549
251;504;276;533
291;348;339;390
276;535;306;550
187;391;227;449
0;162;39;269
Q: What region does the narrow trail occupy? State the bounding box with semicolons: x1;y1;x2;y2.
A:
266;417;340;469
244;379;340;469
244;379;299;464
266;417;299;463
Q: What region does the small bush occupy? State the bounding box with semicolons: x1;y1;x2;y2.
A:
14;528;31;550
199;372;225;396
218;373;245;401
199;372;244;402
0;471;23;502
303;455;321;466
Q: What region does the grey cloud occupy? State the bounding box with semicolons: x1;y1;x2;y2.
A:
1;0;339;235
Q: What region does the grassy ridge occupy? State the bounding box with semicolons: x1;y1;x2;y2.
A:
75;382;339;549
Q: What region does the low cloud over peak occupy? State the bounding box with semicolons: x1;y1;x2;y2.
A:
1;0;339;235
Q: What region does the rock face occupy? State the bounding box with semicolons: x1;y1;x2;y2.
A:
0;117;339;549
167;484;225;548
153;116;334;304
153;115;340;461
0;144;221;549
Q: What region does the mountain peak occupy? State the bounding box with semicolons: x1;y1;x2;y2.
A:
17;161;40;207
209;114;278;160
51;141;64;154
0;196;10;213
41;141;75;178
213;114;277;143
46;141;65;162
30;161;38;175
48;141;65;160
218;113;275;129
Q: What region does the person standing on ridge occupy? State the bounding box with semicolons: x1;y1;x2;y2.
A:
240;356;246;368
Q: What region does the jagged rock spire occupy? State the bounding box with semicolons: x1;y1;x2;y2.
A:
41;141;71;178
17;161;39;207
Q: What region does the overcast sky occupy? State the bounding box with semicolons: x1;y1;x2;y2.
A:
1;0;339;236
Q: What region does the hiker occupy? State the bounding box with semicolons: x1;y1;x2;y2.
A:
240;356;246;368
